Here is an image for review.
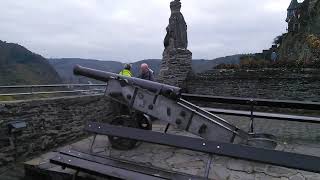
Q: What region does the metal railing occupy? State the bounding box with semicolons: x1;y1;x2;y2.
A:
181;93;320;130
0;84;106;97
203;107;320;124
182;93;320;110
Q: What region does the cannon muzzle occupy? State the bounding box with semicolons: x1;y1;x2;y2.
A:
73;65;181;98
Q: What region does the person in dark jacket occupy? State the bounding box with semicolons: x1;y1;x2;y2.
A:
138;63;154;81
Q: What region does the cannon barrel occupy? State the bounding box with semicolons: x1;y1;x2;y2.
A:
73;65;181;98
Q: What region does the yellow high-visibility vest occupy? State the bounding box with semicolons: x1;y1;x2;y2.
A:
119;69;133;77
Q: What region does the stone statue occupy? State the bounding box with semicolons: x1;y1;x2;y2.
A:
164;0;188;49
159;0;192;88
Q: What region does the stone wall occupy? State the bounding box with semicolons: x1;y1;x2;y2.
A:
0;95;113;167
187;69;320;102
158;48;192;88
185;68;320;142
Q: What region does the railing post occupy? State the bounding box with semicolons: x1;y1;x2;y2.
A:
250;99;254;133
0;84;106;97
30;86;34;95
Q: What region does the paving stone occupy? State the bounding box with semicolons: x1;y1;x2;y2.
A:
255;173;275;180
291;145;320;156
228;171;255;180
227;159;254;173
252;162;267;173
266;166;297;177
306;177;320;180
289;174;306;180
209;164;231;180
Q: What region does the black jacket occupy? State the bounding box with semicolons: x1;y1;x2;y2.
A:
138;70;154;81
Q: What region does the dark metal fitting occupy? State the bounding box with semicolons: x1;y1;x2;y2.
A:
127;95;132;100
198;124;207;134
138;93;144;99
167;108;171;116
148;105;154;110
180;111;186;117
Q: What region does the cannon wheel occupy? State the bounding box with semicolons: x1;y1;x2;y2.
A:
135;113;153;131
108;116;139;150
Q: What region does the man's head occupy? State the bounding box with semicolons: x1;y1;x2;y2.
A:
140;63;149;73
124;63;132;70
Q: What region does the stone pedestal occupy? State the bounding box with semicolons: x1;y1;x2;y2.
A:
158;48;192;88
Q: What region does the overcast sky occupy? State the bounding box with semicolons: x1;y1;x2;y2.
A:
0;0;292;62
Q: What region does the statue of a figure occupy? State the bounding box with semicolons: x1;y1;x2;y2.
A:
164;0;188;49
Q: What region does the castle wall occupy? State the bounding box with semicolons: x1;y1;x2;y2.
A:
187;69;320;102
0;69;319;179
182;69;320;179
0;95;113;167
185;68;320;142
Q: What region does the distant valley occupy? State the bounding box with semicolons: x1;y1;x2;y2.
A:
49;55;241;83
0;40;241;85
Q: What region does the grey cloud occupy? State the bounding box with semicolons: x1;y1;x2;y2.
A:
0;0;291;61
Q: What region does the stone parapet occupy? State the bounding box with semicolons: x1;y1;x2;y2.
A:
0;95;113;167
187;69;320;102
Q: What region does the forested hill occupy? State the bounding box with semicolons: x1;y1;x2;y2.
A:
0;40;62;85
49;58;164;83
49;55;241;83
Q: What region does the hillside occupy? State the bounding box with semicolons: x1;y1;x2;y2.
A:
49;55;241;83
192;55;242;72
0;40;62;85
49;58;161;83
278;0;320;65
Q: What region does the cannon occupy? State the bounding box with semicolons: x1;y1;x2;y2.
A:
74;65;277;150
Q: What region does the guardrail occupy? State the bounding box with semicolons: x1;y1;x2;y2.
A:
181;93;320;111
0;84;106;97
181;93;320;131
203;107;320;124
0;84;106;88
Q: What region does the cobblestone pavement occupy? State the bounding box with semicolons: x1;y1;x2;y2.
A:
69;119;320;180
0;163;25;180
15;115;320;180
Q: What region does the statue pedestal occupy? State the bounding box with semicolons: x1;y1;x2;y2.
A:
158;48;192;88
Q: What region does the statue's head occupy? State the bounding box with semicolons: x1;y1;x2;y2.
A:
170;0;181;13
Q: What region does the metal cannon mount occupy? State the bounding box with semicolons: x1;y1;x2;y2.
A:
73;65;277;150
42;65;320;180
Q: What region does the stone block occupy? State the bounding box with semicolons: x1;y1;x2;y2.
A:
209;164;231;180
266;166;297;178
159;48;192;88
227;159;254;173
289;174;305;180
228;171;255;180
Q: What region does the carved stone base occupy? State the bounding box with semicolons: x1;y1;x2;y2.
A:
158;48;192;89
